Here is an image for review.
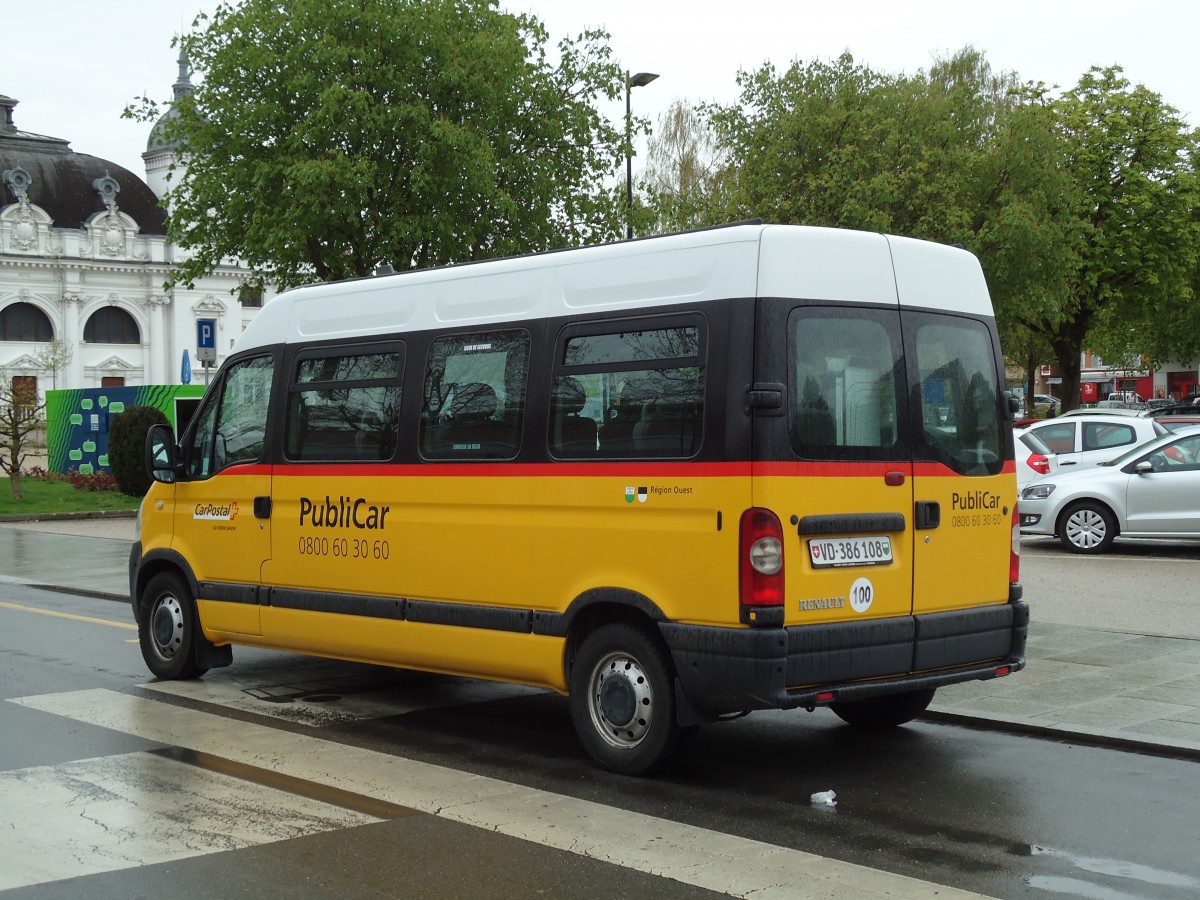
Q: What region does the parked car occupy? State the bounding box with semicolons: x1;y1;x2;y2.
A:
1016;393;1060;416
1019;428;1200;553
1154;415;1200;433
1056;407;1143;418
1107;391;1144;404
1144;398;1180;411
1017;414;1167;474
1145;399;1200;432
1015;428;1057;490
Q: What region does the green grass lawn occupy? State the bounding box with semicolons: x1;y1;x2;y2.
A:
0;477;141;517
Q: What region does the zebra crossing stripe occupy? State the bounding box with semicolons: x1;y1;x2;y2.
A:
9;689;990;899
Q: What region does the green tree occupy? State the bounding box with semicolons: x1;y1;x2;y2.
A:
641;99;731;232
127;0;629;291
994;68;1200;406
0;376;44;501
707;49;1016;244
33;340;74;390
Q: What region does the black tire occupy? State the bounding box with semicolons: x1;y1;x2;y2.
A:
137;572;208;680
829;688;936;729
569;623;690;776
1058;501;1117;554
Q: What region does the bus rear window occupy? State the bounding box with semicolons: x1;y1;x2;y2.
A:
788;309;903;460
908;315;1004;476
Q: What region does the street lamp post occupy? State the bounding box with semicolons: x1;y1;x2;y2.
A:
626;70;658;240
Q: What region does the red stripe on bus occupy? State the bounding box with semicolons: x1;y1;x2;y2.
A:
215;458;1014;479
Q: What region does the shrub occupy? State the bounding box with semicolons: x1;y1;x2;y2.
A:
68;468;118;492
109;405;170;496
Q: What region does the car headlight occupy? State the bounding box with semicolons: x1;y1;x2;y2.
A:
1022;483;1056;500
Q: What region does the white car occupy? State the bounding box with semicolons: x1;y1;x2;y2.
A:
1017;414;1167;475
1019;428;1200;553
1014;428;1058;490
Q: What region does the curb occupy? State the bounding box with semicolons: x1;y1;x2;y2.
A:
0;509;137;523
923;709;1200;764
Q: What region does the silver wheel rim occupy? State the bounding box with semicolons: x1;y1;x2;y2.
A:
1065;508;1107;549
149;593;185;662
587;651;654;750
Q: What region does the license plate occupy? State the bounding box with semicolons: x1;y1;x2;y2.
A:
808;536;893;568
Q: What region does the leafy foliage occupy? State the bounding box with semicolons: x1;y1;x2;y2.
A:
67;469;119;493
995;68;1200;404
127;0;630;292
689;50;1200;408
0;376;44;501
109;406;169;497
641;100;731;233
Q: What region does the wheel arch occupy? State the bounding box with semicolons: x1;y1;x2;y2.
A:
134;548;199;611
560;587;668;684
1054;496;1121;539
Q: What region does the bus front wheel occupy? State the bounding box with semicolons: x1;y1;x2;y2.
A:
569;623;690;776
138;572;208;680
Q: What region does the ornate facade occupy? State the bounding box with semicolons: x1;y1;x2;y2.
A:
1;65;265;399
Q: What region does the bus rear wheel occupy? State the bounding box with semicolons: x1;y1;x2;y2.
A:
569;623;690;776
829;688;935;729
138;572;208;680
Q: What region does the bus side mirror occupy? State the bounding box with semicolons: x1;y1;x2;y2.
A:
145;423;179;484
1004;391;1021;417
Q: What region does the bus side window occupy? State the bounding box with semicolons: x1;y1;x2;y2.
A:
283;347;402;462
555;322;705;460
550;376;598;457
420;330;529;460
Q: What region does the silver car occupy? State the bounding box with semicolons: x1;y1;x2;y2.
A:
1019;428;1200;553
1018;413;1166;474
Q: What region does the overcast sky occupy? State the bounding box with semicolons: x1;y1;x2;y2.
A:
5;0;1198;180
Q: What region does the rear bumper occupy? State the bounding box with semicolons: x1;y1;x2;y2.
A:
659;600;1029;718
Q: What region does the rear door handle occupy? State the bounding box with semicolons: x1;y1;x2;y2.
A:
254;496;272;519
915;501;940;530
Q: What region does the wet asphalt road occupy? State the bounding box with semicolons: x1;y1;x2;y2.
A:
3;576;1199;900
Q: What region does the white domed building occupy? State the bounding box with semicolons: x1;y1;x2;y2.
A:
1;58;266;399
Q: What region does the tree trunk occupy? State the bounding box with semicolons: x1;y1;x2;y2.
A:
1050;339;1083;412
1025;350;1038;417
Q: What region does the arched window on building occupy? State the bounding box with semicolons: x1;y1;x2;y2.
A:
84;307;140;344
0;302;53;342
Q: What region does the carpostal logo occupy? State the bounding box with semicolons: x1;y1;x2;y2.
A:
194;501;239;521
625;486;648;504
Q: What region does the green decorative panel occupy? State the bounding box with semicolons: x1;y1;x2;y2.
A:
45;385;208;474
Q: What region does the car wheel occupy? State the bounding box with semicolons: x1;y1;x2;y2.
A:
138;572;208;680
1059;501;1117;554
829;688;936;729
569;623;691;775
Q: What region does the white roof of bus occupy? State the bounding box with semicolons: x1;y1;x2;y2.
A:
233;224;992;351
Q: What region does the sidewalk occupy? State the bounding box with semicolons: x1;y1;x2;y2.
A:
3;515;1199;761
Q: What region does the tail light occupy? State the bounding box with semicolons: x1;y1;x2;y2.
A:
740;508;784;625
1010;504;1021;586
1026;453;1050;475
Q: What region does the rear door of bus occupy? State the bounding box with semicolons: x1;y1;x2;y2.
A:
754;298;914;625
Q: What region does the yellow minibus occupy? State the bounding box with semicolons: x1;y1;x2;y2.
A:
132;223;1027;774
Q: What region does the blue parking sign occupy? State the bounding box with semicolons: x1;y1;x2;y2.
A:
197;318;217;364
